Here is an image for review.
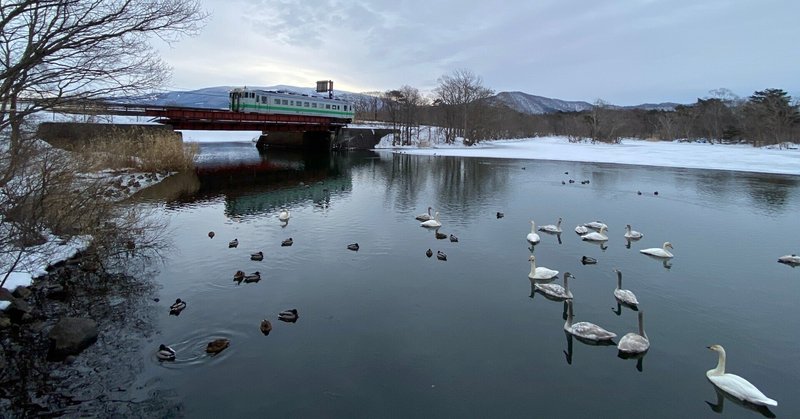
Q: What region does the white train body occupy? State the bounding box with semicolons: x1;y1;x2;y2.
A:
229;87;354;121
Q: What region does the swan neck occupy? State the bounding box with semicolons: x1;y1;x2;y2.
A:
638;312;646;338
531;222;536;233
529;260;536;276
711;349;726;375
565;303;573;328
563;274;569;292
616;271;622;289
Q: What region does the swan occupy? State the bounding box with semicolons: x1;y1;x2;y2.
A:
575;225;590;235
581;226;608;241
228;238;238;248
526;221;541;244
206;338;230;354
777;254;800;265
169;298;186;315
624;224;643;239
157;344;176;361
535;272;574;300
278;208;290;222
613;268;639;308
640;242;674;258
415;206;433;221
528;255;559;280
538;217;562;233
279;308;299;323
563;300;617;342
706;344;777;407
421;211;442;228
583;221;608;231
618;311;649;354
250;251;263;261
260;319;272;335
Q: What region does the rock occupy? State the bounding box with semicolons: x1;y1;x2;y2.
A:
44;283;67;300
7;299;32;323
0;316;11;329
12;286;31;299
0;287;13;303
48;317;98;358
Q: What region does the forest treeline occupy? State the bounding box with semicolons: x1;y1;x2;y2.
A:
352;71;799;147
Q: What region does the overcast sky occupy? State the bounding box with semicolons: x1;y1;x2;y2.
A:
155;0;800;105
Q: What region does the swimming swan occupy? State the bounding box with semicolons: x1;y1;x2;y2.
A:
421;211;442;228
613;268;639;308
777;254;800;265
528;255;559;280
575;225;590;235
706;344;777;407
640;242;674;258
564;300;616;342
581;226;608;241
618;311;649;354
278;208;291;222
535;272;574;300
624;224;643;239
583;221;608;231
538;217;562;233
526;221;541;244
415;207;433;221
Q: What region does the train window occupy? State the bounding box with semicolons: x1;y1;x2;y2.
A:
325;104;330;109
312;103;317;108
274;99;280;104
282;100;288;105
304;102;309;107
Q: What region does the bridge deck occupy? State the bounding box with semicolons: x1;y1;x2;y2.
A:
143;107;350;131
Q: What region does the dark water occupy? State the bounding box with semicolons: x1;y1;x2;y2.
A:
131;142;800;418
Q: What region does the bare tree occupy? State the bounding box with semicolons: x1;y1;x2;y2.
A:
433;69;494;145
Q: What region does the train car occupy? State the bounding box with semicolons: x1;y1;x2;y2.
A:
229;87;354;121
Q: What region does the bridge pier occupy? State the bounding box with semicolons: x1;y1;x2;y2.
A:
255;131;334;151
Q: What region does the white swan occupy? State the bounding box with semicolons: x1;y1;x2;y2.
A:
575;225;589;235
415;206;433;222
706;344;777;407
564;300;617;342
640;242;674;258
538;217;562;233
526;221;541;244
583;221;608;231
528;255;558;280
618;311;649;354
624;224;643;239
535;272;574;300
777;254;800;265
278;208;290;222
613;268;639;308
420;211;442;228
581;225;608;241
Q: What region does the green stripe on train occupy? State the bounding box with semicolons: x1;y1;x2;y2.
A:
233;103;353;117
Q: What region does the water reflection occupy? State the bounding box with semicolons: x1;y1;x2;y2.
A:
616;350;646;372
705;383;776;418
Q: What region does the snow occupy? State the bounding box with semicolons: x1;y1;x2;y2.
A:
377;135;800;176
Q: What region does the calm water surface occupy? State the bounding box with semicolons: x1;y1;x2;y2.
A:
131;142;800;418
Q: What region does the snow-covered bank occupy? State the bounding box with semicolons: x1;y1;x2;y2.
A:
378;136;800;176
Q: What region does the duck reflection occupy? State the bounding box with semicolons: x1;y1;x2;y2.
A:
705;383;776;418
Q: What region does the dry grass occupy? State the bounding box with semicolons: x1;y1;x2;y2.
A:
76;126;198;172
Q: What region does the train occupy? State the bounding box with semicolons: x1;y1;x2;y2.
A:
228;87;354;121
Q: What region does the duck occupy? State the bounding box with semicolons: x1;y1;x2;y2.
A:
563;300;617;342
640;242;674;258
415;206;433;222
583;221;608;231
538;217;562;233
278;208;290;222
208;231;215;239
496;212;504;219
169;298;186;315
581;256;597;265
233;270;245;282
260;319;272;335
526;221;541;244
437;251;447;261
575;225;590;235
421;212;442;228
426;248;433;258
157;344;176;361
706;344;777;407
250;251;263;261
449;234;459;243
624;224;644;240
435;230;447;239
228;238;239;248
279;308;299;323
618;311;649;354
347;243;359;251
535;272;574;300
206;338;230;354
528;255;559;280
281;237;293;247
581;225;608;241
777;254;800;265
613;268;639;308
243;271;261;283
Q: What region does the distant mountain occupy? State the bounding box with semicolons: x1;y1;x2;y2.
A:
492;91;681;114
